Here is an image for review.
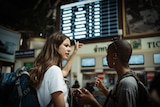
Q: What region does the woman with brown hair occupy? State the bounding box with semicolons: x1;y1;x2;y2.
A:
29;32;83;107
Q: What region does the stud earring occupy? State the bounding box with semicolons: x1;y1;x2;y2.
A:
113;62;115;65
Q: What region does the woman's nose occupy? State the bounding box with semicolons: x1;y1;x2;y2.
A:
68;47;71;52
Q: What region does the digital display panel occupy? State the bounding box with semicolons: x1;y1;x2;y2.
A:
102;56;108;66
60;0;118;40
81;57;96;67
0;26;21;62
129;54;144;65
153;53;160;64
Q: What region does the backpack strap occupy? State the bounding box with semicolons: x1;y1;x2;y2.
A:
15;66;30;107
47;100;52;107
104;71;140;106
15;76;23;107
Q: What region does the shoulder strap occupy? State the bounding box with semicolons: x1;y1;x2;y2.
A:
15;66;30;107
109;72;149;106
118;72;136;82
108;72;139;105
120;72;148;94
47;100;52;107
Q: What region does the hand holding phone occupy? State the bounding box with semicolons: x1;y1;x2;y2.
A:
73;88;83;96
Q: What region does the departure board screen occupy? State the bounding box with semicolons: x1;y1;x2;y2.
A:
60;0;118;40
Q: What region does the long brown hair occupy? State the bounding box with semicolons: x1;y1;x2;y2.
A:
29;32;70;89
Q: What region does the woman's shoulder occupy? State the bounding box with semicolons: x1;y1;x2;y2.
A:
46;65;62;75
48;65;61;71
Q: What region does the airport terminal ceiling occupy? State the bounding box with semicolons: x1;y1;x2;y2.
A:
0;0;78;36
0;0;120;44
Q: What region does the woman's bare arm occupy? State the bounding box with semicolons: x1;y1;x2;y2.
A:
62;40;83;77
51;91;65;107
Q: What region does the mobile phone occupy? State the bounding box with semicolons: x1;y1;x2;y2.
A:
73;89;83;96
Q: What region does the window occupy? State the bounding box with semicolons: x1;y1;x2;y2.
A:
81;57;96;67
60;0;119;40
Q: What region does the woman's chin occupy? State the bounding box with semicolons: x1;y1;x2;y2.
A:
62;57;68;60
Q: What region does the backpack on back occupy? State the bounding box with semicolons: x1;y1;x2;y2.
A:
0;66;40;107
104;72;152;107
121;72;151;107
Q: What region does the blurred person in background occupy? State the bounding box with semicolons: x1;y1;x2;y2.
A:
72;80;80;88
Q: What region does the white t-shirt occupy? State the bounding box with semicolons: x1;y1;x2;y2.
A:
37;65;69;107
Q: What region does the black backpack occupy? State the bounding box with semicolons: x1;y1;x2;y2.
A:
0;66;40;107
104;72;152;107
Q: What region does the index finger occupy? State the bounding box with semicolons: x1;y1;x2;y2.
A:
74;40;77;44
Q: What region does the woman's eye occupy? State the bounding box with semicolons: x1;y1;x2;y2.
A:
64;44;69;47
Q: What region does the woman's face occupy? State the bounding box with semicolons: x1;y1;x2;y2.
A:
58;38;71;60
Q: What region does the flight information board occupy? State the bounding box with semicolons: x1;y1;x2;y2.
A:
60;0;119;40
